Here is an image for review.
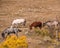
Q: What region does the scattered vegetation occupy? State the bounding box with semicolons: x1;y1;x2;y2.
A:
0;27;60;48
0;35;28;48
34;28;49;36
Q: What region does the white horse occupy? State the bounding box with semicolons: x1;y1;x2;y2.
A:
43;20;59;39
12;19;26;27
43;20;59;28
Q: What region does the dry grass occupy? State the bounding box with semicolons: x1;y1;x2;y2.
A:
0;0;60;48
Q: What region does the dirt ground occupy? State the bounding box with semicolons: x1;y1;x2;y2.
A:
0;0;60;48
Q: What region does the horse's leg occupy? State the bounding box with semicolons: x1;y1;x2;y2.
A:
24;20;26;26
5;32;10;38
16;24;18;28
18;29;22;32
15;32;18;37
30;26;32;30
39;25;42;29
14;23;18;28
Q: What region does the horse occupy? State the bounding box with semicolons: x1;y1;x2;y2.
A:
43;20;59;38
1;26;21;39
29;21;42;30
43;20;59;28
12;19;26;27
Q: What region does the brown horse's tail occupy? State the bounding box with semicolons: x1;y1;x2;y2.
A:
29;26;31;30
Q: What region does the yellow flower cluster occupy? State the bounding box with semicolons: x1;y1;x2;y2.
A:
0;35;28;48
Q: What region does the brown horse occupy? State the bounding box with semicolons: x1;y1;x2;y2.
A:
29;21;42;30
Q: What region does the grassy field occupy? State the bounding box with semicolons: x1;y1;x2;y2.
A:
0;0;60;48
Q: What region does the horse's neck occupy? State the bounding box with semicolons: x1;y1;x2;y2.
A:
8;26;13;31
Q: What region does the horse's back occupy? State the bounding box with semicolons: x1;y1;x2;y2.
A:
12;19;25;24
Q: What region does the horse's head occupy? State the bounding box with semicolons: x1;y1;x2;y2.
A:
1;32;5;39
23;19;26;26
29;25;32;30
